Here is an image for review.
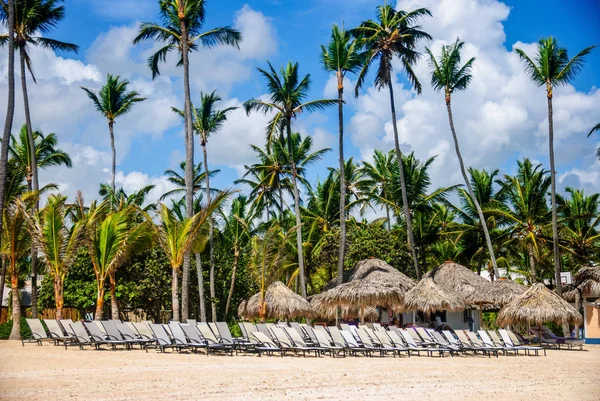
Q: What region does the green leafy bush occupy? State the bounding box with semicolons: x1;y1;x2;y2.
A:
0;317;32;340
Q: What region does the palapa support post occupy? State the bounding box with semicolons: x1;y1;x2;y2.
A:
479;304;483;330
360;305;365;324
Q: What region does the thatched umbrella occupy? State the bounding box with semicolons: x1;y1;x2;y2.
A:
594;299;600;309
497;283;583;328
485;278;527;307
311;293;379;321
403;278;465;314
574;266;600;286
424;261;493;327
323;258;415;292
238;281;314;321
315;279;405;323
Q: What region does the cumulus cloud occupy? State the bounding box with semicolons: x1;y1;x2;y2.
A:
347;0;600;193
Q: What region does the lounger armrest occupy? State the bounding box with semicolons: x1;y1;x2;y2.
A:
122;334;137;340
276;339;293;348
155;338;171;345
172;338;188;346
30;333;44;340
75;335;91;344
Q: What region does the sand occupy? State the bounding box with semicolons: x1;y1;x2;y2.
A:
0;341;599;400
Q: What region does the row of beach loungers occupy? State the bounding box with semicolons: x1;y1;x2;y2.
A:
22;318;545;357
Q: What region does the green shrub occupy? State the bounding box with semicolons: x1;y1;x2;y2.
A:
0;317;32;340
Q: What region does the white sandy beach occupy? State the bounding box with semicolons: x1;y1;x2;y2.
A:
0;341;598;401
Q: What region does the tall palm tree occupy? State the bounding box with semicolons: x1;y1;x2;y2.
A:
1;0;77;202
1;198;31;340
81;74;146;193
491;159;552;283
134;1;241;321
425;38;500;279
515;37;595;295
8;123;71;315
320;24;365;287
160;161;219;201
352;5;432;279
99;183;156;212
80;200;152;320
0;0;16;253
360;149;395;229
244;61;337;297
173;91;236;321
221;195;255;319
23;194;83;319
148;191;230;321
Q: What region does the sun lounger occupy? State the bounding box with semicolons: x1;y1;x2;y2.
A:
196;323;235;354
300;324;320;345
328;326;360;355
148;323;185;353
215;322;241;344
250;331;283;356
102;320;141;349
441;330;477;355
399;329;446;357
44;319;75;342
340;330;372;356
534;327;585;350
168;323;210;353
115;321;154;348
255;323;272;339
428;330;462;355
372;329;410;357
356;327;389;357
414;327;437;346
84;321;128;350
499;329;545;356
478;330;518;356
67;321;98;350
180;324;232;355
312;326;345;357
282;327;326;356
268;327;315;356
22;319;59;346
239;322;260;344
59;319;75;336
462;330;500;357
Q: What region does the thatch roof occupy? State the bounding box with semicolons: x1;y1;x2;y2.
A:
485;278;527;307
238;281;314;320
311;293;379;321
594;299;600;309
323;258;415;293
403;278;465;313
574;266;600;286
497;283;583;327
423;261;492;304
315;279;405;311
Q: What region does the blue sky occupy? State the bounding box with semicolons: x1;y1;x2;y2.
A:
1;0;599;207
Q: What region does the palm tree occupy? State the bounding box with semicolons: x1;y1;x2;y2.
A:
221;195;255;319
148;190;230;321
81;74;146;193
557;188;600;267
0;0;16;253
160;161;219;201
352;5;432;279
134;2;241;321
81;200;152;320
361;150;395;229
99;183;156;212
587;123;600;159
515;37;595;295
173;91;236;321
244;61;337;297
425;38;500;279
491;159;552;283
247;222;298;321
23;194;83;319
320;24;365;287
8;123;71;316
1;198;31;340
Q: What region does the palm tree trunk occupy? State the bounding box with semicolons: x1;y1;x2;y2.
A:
9;268;21;340
202;142;217;321
336;74;346;287
94;284;105;321
0;0;16;299
528;243;537;283
224;246;239;319
19;48;40;319
387;78;421;279
54;277;64;321
445;97;500;279
286;118;307;298
546;90;562;296
196;252;206;322
109;121;116;193
109;270;119;320
385;202;391;231
0;256;6;310
278;185;285;219
171;267;180;321
179;5;194;323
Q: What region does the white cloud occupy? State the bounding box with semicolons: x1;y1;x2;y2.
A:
347;0;600;193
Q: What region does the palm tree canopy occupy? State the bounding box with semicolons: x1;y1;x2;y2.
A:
173;90;237;143
515;37;595;90
160;161;220;201
320;24;366;78
244;61;337;143
351;5;432;96
80;74;146;124
132;0;241;79
426;38;475;96
0;0;79;82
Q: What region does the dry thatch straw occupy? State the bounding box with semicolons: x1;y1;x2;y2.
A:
594;299;600;309
497;283;583;327
238;281;314;320
574;266;600;285
423;261;492;305
316;279;405;312
323;258;415;293
310;294;379;321
485;278;527;307
403;278;465;313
